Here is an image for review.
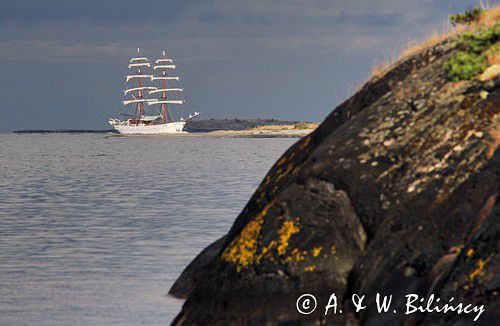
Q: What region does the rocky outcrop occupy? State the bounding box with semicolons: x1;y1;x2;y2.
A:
170;20;499;325
169;236;227;298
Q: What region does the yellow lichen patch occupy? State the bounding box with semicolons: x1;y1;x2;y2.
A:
273;163;294;184
312;246;323;257
466;255;493;287
277;155;288;166
449;245;463;254
256;240;277;263
263;160;303;191
304;265;316;272
262;240;277;254
257;189;267;203
283;248;308;264
466;248;475;258
221;215;263;269
256;174;273;204
264;174;271;185
221;200;275;269
277;220;300;255
291;164;302;177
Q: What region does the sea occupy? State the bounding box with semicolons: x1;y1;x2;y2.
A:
0;134;296;325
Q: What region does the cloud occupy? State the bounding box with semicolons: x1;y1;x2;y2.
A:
0;0;482;132
0;40;121;61
198;9;228;24
0;0;192;24
192;0;456;26
0;0;474;63
0;31;405;64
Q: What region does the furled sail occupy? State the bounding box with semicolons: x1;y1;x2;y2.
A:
156;58;174;63
147;100;184;105
150;76;179;81
154;65;176;70
128;62;151;68
124;87;157;95
148;88;183;94
123;99;153;105
130;57;148;62
126;75;153;82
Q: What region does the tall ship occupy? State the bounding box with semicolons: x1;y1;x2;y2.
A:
109;49;199;134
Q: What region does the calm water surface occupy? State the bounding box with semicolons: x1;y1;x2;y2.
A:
0;134;295;325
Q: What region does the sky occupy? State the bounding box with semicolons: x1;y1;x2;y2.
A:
0;0;493;132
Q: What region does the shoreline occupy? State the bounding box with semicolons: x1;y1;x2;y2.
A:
105;128;314;138
13;119;318;138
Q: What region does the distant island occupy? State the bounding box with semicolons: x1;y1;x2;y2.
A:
14;119;318;138
185;118;317;132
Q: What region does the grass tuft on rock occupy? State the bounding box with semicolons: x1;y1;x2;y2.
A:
444;52;489;81
444;21;499;81
449;7;482;26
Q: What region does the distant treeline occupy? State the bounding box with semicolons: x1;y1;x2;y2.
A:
14;119;315;134
185;119;315;132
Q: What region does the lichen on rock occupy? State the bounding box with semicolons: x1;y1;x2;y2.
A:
171;7;499;325
220;200;275;269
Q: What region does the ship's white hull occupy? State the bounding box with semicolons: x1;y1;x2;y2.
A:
110;121;186;134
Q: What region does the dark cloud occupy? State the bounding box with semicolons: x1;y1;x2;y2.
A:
0;0;488;132
198;9;227;24
196;8;400;27
0;0;191;24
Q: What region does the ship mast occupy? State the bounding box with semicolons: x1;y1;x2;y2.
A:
137;50;143;117
149;51;184;123
123;48;153;122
